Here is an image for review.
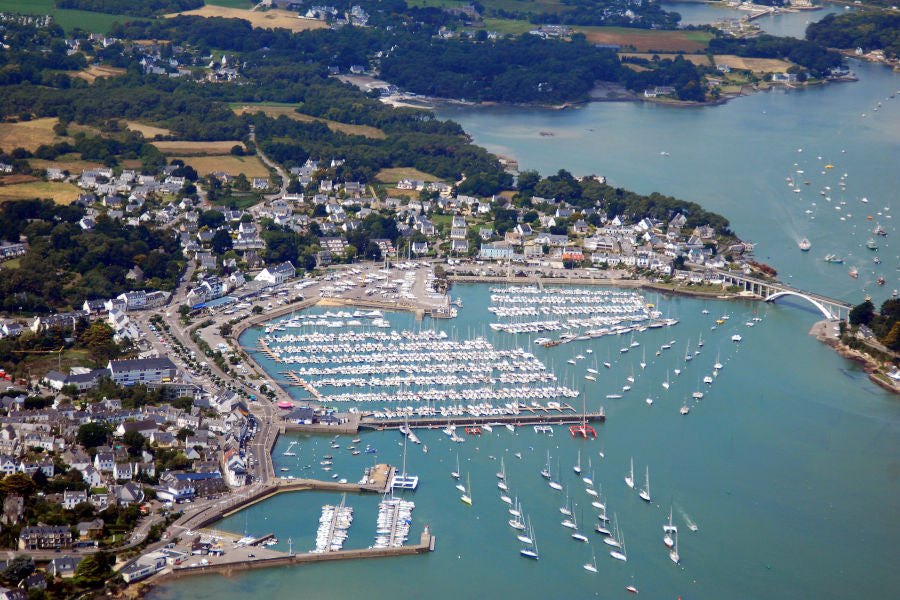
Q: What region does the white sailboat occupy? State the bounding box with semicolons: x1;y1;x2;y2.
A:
583;550;598;573
573;449;582;475
663;506;677;548
496;457;506;480
582;461;593;486
669;532;680;564
560;488;572;516
549;461;563;491
662;370;670;390
460;473;472;505
517;516;534;545
520;522;539;559
540;450;551;479
571;505;589;542
625;457;634;489
639;466;651;503
451;453;460;480
640;348;646;370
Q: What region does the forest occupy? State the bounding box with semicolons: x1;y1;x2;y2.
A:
0;200;185;313
806;12;900;59
55;0;203;16
849;298;900;351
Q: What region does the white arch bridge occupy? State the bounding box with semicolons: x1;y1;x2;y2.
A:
713;270;852;321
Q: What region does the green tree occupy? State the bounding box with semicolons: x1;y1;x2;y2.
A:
176;427;194;442
77;422;110;448
1;555;34;582
849;300;875;326
1;474;36;499
79;322;118;365
211;229;233;254
122;430;146;456
74;551;112;585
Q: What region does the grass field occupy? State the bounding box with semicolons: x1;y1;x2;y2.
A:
170;155;269;177
620;53;712;66
67;65;126;82
0;0;133;33
480;18;537;36
30;155;105;173
712;55;793;73
126;121;172;139
206;0;254;8
0;181;82;204
152;141;245;155
232;104;385;139
577;26;712;53
167;6;329;32
0;118;64;152
375;167;440;184
408;0;566;13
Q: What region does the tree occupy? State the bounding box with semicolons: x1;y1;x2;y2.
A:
74;551;112;585
122;430;146;456
176;427;194;442
79;322;118;365
1;555;34;583
1;473;36;498
77;422;110;448
211;229;233;254
849;300;875;326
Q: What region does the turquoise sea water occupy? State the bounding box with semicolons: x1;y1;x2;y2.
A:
150;7;900;599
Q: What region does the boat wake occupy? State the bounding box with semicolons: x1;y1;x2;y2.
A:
677;506;699;532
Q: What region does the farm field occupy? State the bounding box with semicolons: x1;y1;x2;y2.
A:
151;141;245;155
0;182;82;204
0;0;131;32
167;5;329;32
375;167;440;184
170;155;269;178
126;122;172;139
67;65;126;82
576;26;712;52
0;118;64;152
30;156;106;173
232;104;385;139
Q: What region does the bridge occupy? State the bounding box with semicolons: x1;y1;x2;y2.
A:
713;270;852;321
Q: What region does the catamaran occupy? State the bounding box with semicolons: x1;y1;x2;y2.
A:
639;466;651;503
625;457;635;489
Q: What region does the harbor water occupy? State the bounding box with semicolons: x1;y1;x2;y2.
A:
150;6;899;598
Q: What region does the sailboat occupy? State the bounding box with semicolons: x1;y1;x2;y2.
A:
607;515;626;560
583;550;598;572
560;487;572;516
496;457;506;480
549;461;563;491
697;332;703;348
662;370;670;390
639;466;651;503
595;502;611;536
571;505;589;542
451;453;460;480
517;516;534;545
625;457;635;489
684;338;693;361
582;460;593;486
669;532;680;564
692;378;704;400
460;473;472;505
663;506;677;548
391;431;418;489
508;507;526;530
640;348;646;370
573;449;582;475
680;401;690;415
520;522;539;559
540;451;551;479
714;354;723;371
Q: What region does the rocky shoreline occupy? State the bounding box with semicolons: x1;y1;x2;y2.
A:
810;320;900;394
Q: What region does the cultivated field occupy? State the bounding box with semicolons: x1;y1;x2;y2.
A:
152;141;245;155
0;118;63;152
376;167;440;183
620;53;712;67
68;65;125;82
170;155;269;178
577;27;712;53
712;55;793;73
126;121;172;139
168;6;329;32
30;156;106;173
0;0;128;33
0;181;82;204
232;105;385;139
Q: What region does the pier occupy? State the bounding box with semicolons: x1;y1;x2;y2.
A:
360;409;605;430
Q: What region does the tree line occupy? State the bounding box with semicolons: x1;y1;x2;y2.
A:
807;12;900;59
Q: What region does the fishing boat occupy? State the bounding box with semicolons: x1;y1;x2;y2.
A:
663;506;677;548
625;457;635;489
646;397;654;406
460;474;472;505
639;466;651;503
866;238;878;250
824;254;844;264
849;267;859;278
874;223;887;236
798;238;811;251
877;276;886;285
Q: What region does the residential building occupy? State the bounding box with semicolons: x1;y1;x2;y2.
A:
107;358;177;385
19;525;72;550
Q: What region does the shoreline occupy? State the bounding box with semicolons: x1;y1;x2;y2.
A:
809;319;900;394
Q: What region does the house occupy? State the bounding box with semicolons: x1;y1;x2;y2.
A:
479;243;514;260
48;556;82;578
80;466;104;488
107;357;177;385
120;552;167;583
19;525;72;550
251;178;270;190
114;481;144;505
255;261;296;285
411;241;428;255
113;462;133;480
478;227;494;241
450;227;467;240
94;453;114;472
450;240;469;254
76;519;104;540
62;489;87;510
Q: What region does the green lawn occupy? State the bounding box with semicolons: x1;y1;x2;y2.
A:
0;0;137;33
481;18;537;36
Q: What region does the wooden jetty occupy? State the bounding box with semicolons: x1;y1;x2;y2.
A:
359;409;604;431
